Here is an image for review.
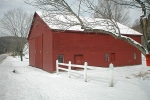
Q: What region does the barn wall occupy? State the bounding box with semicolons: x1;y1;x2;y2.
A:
28;13;53;72
53;31;141;69
29;39;35;66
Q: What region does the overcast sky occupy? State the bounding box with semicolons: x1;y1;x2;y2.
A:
0;0;39;18
0;0;143;26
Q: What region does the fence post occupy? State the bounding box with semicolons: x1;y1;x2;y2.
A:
56;60;59;75
68;61;71;78
109;63;114;87
84;62;88;82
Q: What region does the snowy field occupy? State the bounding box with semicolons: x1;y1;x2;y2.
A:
0;55;150;100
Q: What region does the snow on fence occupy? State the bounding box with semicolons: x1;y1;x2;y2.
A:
56;60;114;86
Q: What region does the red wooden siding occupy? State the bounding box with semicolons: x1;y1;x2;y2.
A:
53;31;141;67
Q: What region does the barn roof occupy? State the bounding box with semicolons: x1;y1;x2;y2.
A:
36;11;142;35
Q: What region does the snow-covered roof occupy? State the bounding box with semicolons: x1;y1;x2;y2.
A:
36;11;142;35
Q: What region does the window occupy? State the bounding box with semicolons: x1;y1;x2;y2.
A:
58;54;64;63
111;53;115;61
134;52;136;60
105;54;109;61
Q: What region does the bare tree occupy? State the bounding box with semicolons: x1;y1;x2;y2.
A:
94;0;131;26
132;19;142;33
109;0;150;54
0;8;32;61
132;18;146;47
25;0;147;56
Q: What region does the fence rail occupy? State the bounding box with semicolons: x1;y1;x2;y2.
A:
56;60;114;87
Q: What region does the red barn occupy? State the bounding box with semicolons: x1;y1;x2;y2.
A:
28;12;142;73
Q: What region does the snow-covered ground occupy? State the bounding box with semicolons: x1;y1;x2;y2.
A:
0;55;150;100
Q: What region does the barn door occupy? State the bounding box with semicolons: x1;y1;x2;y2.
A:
29;39;35;66
35;35;43;69
110;53;115;61
74;55;83;65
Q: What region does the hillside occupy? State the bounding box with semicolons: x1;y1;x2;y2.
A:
0;36;27;54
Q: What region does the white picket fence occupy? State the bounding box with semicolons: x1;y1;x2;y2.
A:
56;60;114;87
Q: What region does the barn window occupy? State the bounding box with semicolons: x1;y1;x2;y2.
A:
105;54;109;61
134;52;136;60
58;54;64;63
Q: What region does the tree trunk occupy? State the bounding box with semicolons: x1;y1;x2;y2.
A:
140;15;150;54
20;50;23;61
147;14;150;53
